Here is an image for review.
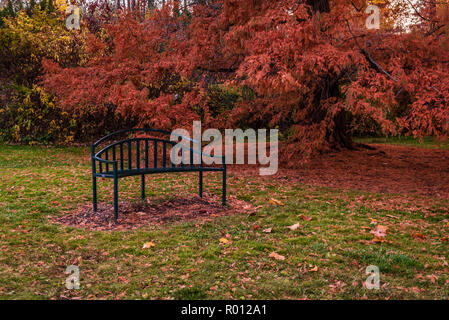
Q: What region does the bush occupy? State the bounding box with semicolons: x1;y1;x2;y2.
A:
0;3;129;144
0;84;137;144
0;7;87;85
0;84;77;144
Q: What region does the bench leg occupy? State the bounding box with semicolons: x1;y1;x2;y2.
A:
222;167;226;206
141;174;145;200
199;171;203;198
113;174;119;221
92;175;97;212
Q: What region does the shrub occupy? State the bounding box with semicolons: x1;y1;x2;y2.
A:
0;7;87;85
0;3;129;144
0;84;137;144
0;84;77;144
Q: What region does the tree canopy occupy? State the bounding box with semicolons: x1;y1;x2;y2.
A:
14;0;449;159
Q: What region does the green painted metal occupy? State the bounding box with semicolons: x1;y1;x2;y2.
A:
141;175;145;200
91;128;226;220
199;171;203;198
91;145;97;212
222;163;226;206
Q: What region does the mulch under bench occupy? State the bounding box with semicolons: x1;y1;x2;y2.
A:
52;194;256;231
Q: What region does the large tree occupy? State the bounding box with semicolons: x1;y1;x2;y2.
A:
42;0;449;161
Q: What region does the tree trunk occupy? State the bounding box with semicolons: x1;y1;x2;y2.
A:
306;0;330;13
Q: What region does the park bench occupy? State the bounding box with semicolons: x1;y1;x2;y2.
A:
91;128;226;220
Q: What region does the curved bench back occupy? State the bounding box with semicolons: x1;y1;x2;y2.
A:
93;128;173;148
96;137;185;173
92;128;219;174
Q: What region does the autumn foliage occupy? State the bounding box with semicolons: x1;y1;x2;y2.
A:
39;0;449;160
0;1;137;143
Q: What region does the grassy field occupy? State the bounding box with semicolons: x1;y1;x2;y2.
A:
355;136;449;149
0;144;448;299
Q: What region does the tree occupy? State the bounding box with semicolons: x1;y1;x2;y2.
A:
47;0;54;12
0;0;16;27
26;0;36;15
306;0;329;13
40;0;47;11
41;0;449;161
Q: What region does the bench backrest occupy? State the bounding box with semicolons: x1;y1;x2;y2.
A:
92;128;220;174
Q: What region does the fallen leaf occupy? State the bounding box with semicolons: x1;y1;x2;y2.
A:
309;265;318;272
386;214;399;220
372;237;386;243
412;232;426;240
426;275;438;283
219;237;230;244
262;228;272;233
411;287;421;294
329;280;346;292
142;242;155;249
269;252;285;261
286;223;301;231
300;215;312;221
269;198;284;206
370;225;388;239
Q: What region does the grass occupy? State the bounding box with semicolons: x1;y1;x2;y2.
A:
0;144;448;299
354;136;449;149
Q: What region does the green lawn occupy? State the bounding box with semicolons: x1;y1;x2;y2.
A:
0;144;448;299
355;136;449;149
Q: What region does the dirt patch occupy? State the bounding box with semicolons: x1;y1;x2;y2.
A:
232;144;449;199
53;194;256;231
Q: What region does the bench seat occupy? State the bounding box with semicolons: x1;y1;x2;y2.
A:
95;166;225;179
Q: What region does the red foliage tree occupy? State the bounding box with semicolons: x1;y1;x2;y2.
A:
42;0;449;161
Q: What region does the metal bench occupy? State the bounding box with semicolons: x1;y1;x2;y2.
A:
91;128;226;220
